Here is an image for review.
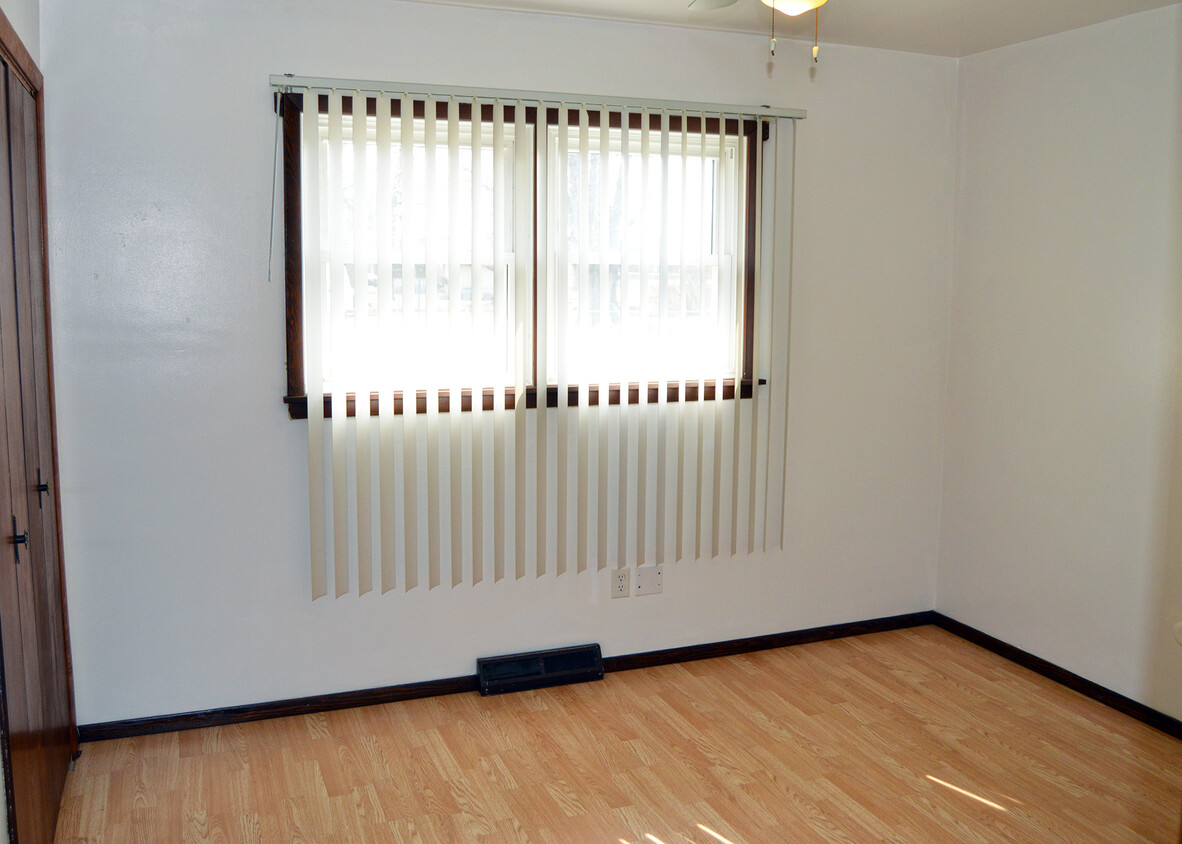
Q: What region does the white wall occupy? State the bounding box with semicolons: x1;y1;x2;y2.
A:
940;5;1182;717
40;0;956;724
0;0;36;65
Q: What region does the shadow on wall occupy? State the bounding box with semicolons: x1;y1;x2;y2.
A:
1146;20;1182;725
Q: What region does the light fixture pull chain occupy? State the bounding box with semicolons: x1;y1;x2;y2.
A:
813;7;820;62
770;1;776;55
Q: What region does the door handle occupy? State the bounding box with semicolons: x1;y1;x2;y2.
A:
11;515;27;565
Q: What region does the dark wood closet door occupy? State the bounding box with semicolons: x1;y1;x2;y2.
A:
0;59;40;844
11;70;70;756
0;57;74;844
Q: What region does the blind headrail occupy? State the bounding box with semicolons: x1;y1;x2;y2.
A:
269;74;806;121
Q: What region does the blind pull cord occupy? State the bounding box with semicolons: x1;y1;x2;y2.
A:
267;90;286;284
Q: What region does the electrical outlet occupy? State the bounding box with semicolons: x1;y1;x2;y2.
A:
634;564;663;596
612;568;630;599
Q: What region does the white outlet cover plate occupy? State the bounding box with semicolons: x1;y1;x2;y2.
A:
635;565;663;596
612;568;630;599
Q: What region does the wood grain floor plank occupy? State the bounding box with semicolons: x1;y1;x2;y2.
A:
55;627;1182;842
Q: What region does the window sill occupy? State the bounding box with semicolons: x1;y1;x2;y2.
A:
284;378;764;419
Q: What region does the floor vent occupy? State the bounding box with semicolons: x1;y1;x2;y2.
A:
476;644;604;695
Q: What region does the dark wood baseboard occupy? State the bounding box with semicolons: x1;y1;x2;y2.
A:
78;675;479;743
603;611;939;672
78;611;936;742
78;609;1182;744
930;613;1182;741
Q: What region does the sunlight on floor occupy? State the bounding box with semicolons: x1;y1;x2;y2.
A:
619;823;738;844
927;774;1008;811
697;823;738;844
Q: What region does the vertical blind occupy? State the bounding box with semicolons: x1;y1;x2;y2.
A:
291;82;797;599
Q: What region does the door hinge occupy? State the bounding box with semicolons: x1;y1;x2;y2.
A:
11;515;28;564
36;468;49;508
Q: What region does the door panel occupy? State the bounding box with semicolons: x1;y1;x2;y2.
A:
0;60;43;844
5;67;46;744
11;74;72;834
10;64;69;745
23;89;71;782
0;56;74;844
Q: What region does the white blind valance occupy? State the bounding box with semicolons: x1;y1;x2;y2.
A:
281;79;798;598
271;75;807;122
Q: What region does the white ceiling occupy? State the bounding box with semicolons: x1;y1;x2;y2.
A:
410;0;1179;57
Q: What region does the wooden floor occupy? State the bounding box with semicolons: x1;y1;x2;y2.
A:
55;626;1182;843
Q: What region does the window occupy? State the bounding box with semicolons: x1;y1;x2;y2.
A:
275;80;797;598
279;94;761;418
547;111;759;399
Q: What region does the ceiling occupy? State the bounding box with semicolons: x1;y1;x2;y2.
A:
409;0;1179;57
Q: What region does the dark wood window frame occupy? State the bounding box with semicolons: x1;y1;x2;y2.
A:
279;92;765;419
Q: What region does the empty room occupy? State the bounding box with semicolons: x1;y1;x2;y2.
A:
0;0;1179;840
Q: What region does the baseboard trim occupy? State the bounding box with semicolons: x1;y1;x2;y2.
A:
78;675;479;743
78;611;937;742
80;609;1180;744
603;611;939;672
931;613;1182;741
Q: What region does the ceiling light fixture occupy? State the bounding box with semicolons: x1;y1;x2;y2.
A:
760;0;826;17
764;0;826;61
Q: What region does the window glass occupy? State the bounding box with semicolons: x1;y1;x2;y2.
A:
317;115;518;392
552;126;741;385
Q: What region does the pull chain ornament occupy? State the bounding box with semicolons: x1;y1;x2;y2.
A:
770;1;776;55
813;7;820;61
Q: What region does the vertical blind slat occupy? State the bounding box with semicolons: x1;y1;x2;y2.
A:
423;98;443;589
374;94;399;592
446;98;465;588
594;105;611;572
554;102;571;578
574;107;591;575
765;120;794;551
731;124;751;556
327;94;351;595
302;95;328;599
398;94;421;591
352;93;375;595
491;101;508;583
671;112;689;564
745;118;765;555
635;108;651;567
471;101;488;586
654;111;670;567
512;100;529;581
684;111;708;563
533;102;549;579
753;122;774;551
621;113;637;567
710;116;731;560
610;111;627;570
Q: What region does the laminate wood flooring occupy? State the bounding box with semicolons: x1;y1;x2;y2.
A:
54;626;1182;842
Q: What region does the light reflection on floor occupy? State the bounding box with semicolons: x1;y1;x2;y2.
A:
696;823;738;843
926;774;1009;811
618;778;1016;844
618;823;737;844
